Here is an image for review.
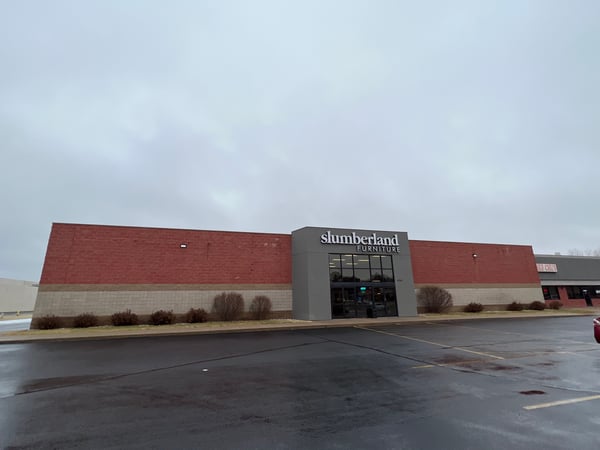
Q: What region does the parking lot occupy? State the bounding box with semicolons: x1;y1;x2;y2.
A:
1;316;600;449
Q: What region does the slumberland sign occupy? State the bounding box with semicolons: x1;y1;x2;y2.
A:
320;231;401;253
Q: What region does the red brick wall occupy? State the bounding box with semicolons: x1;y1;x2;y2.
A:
40;223;292;285
409;240;540;284
40;224;541;287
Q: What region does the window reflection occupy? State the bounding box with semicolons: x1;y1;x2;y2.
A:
330;253;397;318
380;255;392;269
328;253;394;283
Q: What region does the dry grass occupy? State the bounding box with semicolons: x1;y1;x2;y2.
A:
1;319;309;338
420;308;599;318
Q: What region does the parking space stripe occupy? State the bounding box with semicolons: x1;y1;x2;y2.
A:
524;394;600;410
356;326;504;360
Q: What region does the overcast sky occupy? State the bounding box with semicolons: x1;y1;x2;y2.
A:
2;0;600;281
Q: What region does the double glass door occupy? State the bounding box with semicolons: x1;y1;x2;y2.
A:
331;285;397;319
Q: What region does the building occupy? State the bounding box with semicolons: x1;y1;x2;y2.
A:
535;254;600;307
32;223;543;326
0;278;38;314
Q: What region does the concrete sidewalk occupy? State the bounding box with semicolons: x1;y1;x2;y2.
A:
2;309;599;344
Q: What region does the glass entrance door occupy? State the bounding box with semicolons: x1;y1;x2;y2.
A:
331;284;397;319
329;253;398;319
331;287;357;318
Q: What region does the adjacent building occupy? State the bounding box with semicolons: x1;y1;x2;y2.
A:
535;254;600;307
0;278;38;314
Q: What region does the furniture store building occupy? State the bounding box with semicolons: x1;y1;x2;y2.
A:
32;223;545;325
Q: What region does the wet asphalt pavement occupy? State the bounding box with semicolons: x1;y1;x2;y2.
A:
1;316;600;449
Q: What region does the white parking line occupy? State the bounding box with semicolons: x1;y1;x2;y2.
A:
356;326;504;360
524;394;600;410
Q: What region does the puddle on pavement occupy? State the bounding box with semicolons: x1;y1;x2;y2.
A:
447;360;522;372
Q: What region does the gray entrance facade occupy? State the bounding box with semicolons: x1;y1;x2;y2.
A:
291;227;418;320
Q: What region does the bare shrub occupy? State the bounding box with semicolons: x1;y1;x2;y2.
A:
249;295;272;320
73;313;99;328
111;309;139;326
35;315;63;330
528;301;546;311
149;310;175;325
507;301;524;311
548;300;563;310
184;308;209;323
464;302;484;313
212;292;245;321
417;286;453;313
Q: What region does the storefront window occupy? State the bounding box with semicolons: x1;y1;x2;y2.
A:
329;254;396;283
380;255;393;269
567;286;582;299
542;286;559;300
354;268;370;282
567;286;600;299
382;270;394;282
329;253;397;318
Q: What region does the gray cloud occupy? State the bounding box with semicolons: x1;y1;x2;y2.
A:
2;0;600;280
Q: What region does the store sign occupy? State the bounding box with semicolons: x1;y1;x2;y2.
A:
320;231;401;253
536;263;558;273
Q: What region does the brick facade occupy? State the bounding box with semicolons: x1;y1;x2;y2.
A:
34;224;293;325
410;240;543;308
410;240;540;285
41;223;291;285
